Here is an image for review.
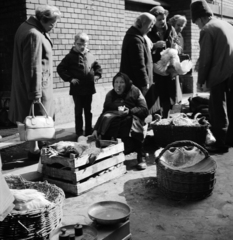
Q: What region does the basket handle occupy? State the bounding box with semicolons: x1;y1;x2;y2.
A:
155;140;209;164
168;112;187;119
17;220;31;233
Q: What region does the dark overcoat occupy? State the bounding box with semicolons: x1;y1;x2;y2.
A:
57;48;102;95
120;26;153;90
9;16;54;123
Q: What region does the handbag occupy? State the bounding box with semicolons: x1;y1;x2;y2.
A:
22;102;55;141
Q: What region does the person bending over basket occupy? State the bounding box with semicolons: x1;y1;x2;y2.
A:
190;0;233;153
92;72;149;170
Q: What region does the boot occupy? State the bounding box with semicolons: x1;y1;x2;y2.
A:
137;153;147;170
133;139;147;170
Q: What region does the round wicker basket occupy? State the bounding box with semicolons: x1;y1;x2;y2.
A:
152;124;207;147
155;140;217;201
0;175;65;240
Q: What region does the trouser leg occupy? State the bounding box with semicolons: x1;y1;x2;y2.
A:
209;82;228;147
122;137;136;155
226;75;233;146
135;139;147;170
83;95;93;136
161;101;172;118
73;95;83;136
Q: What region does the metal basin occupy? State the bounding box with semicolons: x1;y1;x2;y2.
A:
87;201;131;225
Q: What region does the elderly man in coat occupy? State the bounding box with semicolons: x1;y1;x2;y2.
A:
191;0;233;153
120;13;156;96
9;5;61;161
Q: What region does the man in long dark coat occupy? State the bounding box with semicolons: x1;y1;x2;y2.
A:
191;0;233;153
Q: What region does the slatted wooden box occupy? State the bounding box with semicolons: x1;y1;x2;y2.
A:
41;139;126;196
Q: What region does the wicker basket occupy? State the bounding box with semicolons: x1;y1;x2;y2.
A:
155;140;217;201
0;175;65;240
152;123;207;147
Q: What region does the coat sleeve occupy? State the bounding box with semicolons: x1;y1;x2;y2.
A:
92;61;102;78
23;32;43;100
198;30;213;85
130;88;149;120
127;39;149;88
103;91;119;111
57;55;73;82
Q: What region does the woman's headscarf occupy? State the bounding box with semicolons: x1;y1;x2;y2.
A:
109;72;133;102
112;72;132;96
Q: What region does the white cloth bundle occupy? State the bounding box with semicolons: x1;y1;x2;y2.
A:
10;189;52;211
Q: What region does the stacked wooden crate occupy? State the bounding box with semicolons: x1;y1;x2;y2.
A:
41;139;126;195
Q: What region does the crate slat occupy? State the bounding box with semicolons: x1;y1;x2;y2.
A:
41;142;124;169
44;164;126;195
43;152;125;183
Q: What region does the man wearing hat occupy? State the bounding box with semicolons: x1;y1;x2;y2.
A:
190;0;233;153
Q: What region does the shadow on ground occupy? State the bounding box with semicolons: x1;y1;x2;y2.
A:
1;129;77;170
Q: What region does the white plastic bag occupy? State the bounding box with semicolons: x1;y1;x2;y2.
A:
205;128;216;145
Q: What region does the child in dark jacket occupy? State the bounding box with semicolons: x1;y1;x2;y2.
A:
57;32;102;137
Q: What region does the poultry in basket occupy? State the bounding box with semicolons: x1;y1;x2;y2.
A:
10;189;52;211
154;48;193;77
46;136;101;165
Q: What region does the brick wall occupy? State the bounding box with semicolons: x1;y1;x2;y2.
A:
219;0;233;8
189;0;233;92
125;1;153;31
0;0;125;91
1;0;233;94
26;0;125;89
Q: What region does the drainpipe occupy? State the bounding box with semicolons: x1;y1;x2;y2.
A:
221;0;223;19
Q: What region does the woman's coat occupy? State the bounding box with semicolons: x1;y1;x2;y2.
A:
120;26;153;90
9;16;54;123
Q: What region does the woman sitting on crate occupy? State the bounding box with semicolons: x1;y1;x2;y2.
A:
92;72;149;170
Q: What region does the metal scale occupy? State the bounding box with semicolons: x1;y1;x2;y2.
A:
50;220;131;240
92;220;131;240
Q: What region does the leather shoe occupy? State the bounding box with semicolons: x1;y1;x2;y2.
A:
137;161;147;170
136;155;147;170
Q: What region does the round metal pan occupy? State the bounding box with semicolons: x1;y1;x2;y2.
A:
87;201;131;225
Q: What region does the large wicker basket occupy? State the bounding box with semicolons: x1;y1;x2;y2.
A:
0;175;65;240
152;122;207;147
155;141;217;201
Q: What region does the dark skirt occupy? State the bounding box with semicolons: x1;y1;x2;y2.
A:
145;73;179;118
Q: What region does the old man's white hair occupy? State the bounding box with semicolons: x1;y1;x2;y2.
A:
134;13;155;29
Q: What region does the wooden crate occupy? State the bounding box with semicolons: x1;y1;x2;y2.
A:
41;140;126;195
